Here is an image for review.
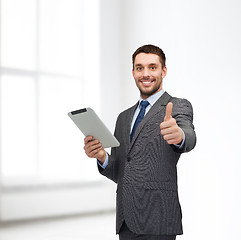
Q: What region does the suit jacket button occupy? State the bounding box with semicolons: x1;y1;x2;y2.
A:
127;156;131;162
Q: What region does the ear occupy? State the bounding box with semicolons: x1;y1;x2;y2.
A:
132;69;135;77
162;66;167;78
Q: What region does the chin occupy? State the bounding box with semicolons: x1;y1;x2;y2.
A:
140;91;155;98
140;88;161;98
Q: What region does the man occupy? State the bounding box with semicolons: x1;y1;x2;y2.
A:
84;44;196;239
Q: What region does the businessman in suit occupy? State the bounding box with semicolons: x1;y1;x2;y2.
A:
84;44;196;239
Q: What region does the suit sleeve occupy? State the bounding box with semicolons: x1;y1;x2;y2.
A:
97;114;122;183
171;98;196;153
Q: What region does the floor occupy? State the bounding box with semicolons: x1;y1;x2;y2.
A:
0;212;119;240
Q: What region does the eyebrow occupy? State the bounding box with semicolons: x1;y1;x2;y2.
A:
134;63;157;67
134;64;143;67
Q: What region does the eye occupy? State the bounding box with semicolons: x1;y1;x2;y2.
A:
150;66;156;70
136;67;143;71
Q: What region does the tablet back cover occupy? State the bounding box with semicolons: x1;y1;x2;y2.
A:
68;108;120;148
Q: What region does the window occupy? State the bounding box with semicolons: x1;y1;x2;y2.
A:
0;0;101;185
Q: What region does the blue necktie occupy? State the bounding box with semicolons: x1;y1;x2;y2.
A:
130;100;150;141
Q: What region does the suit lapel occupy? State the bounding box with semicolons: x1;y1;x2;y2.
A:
123;102;139;146
128;91;172;152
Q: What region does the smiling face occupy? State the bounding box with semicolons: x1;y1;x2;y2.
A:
132;53;167;100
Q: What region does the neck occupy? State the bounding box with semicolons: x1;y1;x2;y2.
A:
140;87;163;100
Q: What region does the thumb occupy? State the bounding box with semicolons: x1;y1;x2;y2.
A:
164;102;173;121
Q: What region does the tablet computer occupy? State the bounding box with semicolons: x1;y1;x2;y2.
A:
68;108;120;148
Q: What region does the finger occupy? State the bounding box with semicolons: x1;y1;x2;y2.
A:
84;135;93;145
161;126;174;136
164;102;173;121
160;118;176;130
89;146;103;157
162;128;183;145
85;143;102;157
163;133;179;141
85;140;101;152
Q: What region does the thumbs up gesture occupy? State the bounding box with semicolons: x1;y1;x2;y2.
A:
160;102;184;145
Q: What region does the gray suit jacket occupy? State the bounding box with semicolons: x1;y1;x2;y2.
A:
98;92;196;235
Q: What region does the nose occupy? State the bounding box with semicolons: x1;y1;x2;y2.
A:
143;67;150;78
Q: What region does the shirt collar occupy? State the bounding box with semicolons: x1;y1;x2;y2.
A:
138;89;165;107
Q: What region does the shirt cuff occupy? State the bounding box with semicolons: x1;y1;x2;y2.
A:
97;154;109;169
173;128;185;149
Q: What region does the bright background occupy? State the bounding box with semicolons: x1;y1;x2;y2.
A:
1;0;241;239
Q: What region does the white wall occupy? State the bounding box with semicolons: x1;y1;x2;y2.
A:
100;0;241;239
99;0;123;131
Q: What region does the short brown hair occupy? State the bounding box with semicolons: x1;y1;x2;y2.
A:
132;44;166;69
